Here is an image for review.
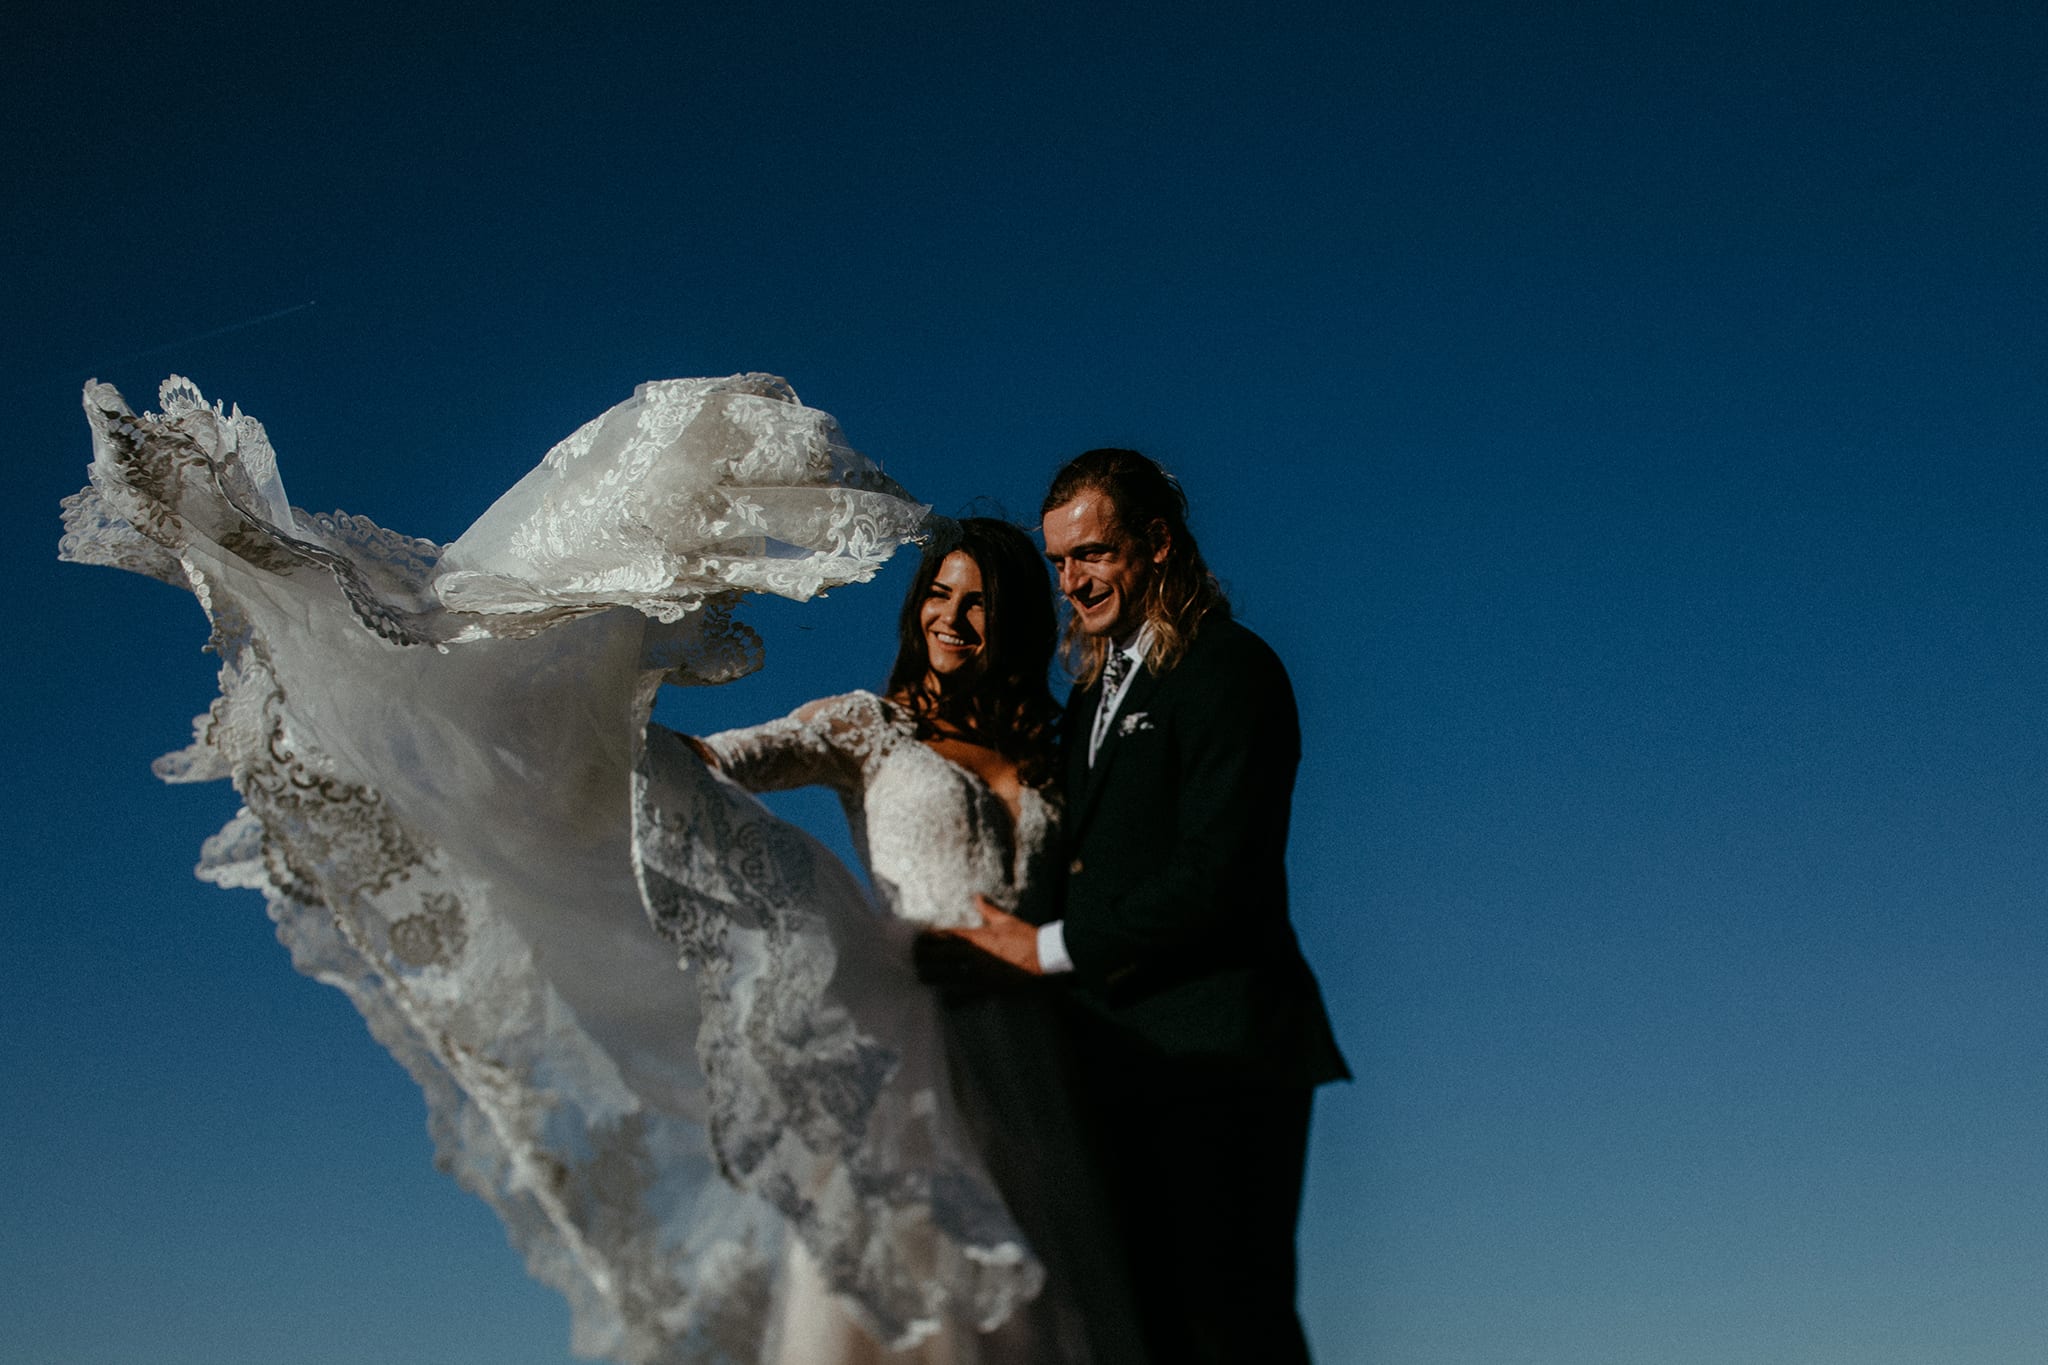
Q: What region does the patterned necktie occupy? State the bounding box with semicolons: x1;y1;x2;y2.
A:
1101;649;1132;697
1090;649;1134;765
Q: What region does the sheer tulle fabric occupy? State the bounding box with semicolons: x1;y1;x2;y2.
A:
59;375;1040;1362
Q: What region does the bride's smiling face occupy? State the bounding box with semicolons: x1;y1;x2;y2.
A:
920;551;987;682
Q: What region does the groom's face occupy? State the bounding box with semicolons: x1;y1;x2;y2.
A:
1041;489;1167;642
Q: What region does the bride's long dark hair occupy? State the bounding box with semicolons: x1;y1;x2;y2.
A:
884;517;1061;787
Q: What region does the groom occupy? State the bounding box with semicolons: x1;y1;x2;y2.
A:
945;449;1350;1364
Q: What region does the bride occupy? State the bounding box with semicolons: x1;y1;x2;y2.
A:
58;375;1134;1363
683;516;1144;1363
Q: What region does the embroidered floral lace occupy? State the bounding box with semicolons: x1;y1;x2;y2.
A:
699;692;1059;930
59;375;1039;1363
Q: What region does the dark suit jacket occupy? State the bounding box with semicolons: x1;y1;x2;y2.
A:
1058;614;1349;1088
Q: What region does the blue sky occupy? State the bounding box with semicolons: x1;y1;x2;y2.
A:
5;3;2044;1362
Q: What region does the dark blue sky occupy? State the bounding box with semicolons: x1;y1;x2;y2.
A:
6;3;2045;1362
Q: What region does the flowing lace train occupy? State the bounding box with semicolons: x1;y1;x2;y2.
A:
59;374;1041;1363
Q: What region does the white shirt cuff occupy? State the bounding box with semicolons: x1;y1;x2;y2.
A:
1036;920;1074;975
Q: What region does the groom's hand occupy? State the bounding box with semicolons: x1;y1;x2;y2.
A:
952;896;1044;975
913;896;1043;985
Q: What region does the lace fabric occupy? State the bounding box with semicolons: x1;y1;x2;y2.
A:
700;692;1059;930
634;727;1041;1349
59;374;1040;1363
691;695;1119;1364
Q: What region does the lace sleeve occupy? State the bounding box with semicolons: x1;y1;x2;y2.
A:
698;691;890;795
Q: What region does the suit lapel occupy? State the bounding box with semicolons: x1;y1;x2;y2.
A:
1062;682;1095;818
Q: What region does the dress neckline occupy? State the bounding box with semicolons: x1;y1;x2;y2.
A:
869;692;1038;834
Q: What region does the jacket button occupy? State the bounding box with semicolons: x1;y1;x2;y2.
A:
1069;858;1084;875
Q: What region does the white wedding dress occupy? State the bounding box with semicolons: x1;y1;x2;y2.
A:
58;374;1086;1364
676;693;1144;1363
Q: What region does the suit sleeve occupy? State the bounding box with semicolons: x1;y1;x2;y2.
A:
1061;638;1300;979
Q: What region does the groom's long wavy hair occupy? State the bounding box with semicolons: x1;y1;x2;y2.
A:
885;517;1062;787
1042;448;1230;687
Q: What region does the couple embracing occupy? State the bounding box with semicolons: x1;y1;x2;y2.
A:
65;375;1346;1365
698;448;1350;1363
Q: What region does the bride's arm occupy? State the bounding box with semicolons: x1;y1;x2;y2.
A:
694;692;874;794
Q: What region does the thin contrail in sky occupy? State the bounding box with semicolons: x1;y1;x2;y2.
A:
91;300;319;371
